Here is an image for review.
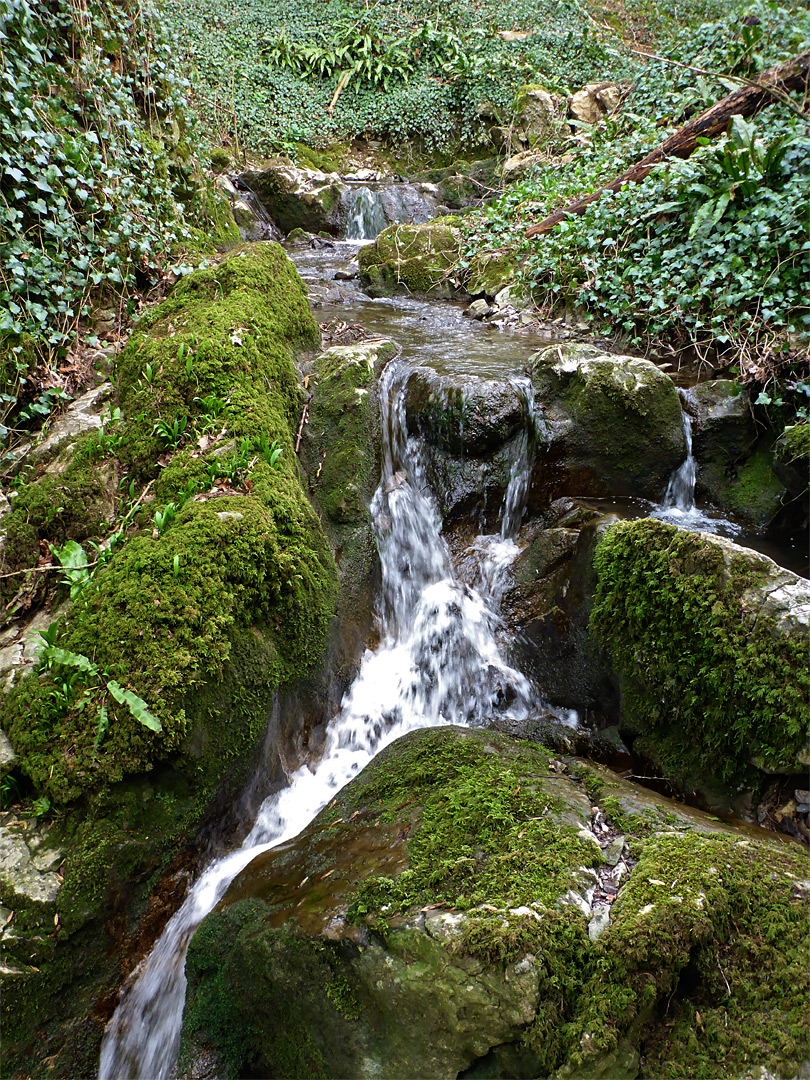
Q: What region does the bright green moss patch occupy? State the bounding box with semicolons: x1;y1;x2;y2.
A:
589;518;809;779
567;831;810;1080
358;222;462;296
1;243;337;806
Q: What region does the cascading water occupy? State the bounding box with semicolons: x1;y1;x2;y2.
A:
343;185;388;241
662;391;696;514
98;357;535;1080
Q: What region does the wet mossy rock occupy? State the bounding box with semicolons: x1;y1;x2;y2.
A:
530;346;686;501
358;221;463;298
180;726;809;1080
240;160;344;236
405;367;524;456
590;518;810;780
3;243;337;807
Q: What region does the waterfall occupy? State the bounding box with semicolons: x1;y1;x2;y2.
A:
662;390;696;513
98;357;535;1080
344;185;388;240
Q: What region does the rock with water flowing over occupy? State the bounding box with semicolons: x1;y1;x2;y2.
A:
529;345;686;502
178;726;809;1080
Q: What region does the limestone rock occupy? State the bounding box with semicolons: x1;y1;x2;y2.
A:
568;82;624;126
514;84;560;146
181;726;809;1080
501;149;546;183
240;161;344;236
529;347;686;501
26;383;113;468
358;222;463;298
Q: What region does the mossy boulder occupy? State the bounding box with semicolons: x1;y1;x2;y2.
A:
299;339;396;680
530;347;686;502
773;421;809;505
180;726;809;1080
240;161;343;236
0;244;340;1077
358;222;463;298
590;518;810;781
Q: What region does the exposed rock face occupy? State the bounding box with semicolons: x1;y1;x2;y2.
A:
530;345;686;502
501;148;547;183
358;222;463;298
568;82;624;125
241;161;345;236
514;84;560;146
180;726;809;1080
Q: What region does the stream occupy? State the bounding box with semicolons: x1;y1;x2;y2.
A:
99;234;805;1078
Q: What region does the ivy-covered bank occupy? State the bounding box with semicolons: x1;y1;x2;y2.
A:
0;244;338;1076
180;727;810;1080
590;518;810;780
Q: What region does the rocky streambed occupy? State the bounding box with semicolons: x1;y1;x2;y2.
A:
0;228;807;1080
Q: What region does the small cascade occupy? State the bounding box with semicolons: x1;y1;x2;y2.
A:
500;376;537;541
98;357;535;1080
662;390;696;513
343;185;388;240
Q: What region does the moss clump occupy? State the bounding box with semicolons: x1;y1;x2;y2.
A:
2;244;337;806
209;147;232;172
723;444;785;528
589;518;809;778
776;420;810;464
358;222;462;297
566;831;809;1080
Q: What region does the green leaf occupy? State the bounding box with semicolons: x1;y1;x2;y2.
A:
41;645;99;675
106;680;162;732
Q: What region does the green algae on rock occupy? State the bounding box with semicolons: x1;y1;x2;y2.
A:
358;221;462;298
589;518;810;780
529;347;686;502
179;726;809;1080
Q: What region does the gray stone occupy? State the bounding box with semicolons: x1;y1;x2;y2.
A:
0;728;16;779
0;821;62;909
514;84;559;146
588;901;611;941
603;836;625;867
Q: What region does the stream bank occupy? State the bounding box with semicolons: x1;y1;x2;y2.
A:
1;217;807;1078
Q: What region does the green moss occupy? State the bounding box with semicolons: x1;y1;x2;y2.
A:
209;147;232;172
358;223;462;296
337;728;599;920
777;421;810;464
723;444;785;526
1;244;337;806
589;518;809;778
565;832;809;1080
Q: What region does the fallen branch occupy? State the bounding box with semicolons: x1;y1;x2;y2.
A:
526;50;810;238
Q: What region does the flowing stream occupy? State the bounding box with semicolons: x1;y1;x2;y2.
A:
99;352;538;1079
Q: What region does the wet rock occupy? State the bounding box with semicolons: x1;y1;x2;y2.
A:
530;346;686;501
181;726;809;1080
358;221;463;298
240;161;344;236
773;422;809;508
464;298;494;320
405;368;524;456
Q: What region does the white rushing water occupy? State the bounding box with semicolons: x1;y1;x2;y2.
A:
98;357;536;1080
344;185;388;241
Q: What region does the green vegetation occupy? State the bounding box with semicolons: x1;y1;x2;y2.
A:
1;244;337;806
0;0;237;439
589;518;810;779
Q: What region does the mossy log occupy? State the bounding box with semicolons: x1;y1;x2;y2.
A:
526;51;810;238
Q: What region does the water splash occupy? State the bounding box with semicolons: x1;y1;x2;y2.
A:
344;186;388;240
98;357;534;1080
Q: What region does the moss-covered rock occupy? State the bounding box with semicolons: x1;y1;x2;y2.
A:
299;338;395;681
530;347;686;502
0;243;340;1077
180;726;809;1080
773;421;809;507
240;161;343;236
358;222;463;298
589;518;810;780
514;84;559;147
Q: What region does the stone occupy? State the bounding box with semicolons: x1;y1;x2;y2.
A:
463;298;493;319
501;149;546;183
180;727;809;1080
603;836;625;867
568;82;624;126
529;347;687;501
0;820;62;910
240;161;345;236
358;222;462;298
514;84;560;146
22;383;113;469
0;728;15;778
